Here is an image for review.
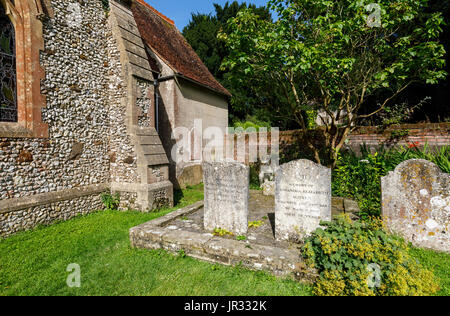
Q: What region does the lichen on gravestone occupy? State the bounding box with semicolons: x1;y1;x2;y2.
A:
203;161;250;236
275;159;332;242
382;159;449;252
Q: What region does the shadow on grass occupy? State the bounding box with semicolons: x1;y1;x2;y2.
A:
174;189;184;206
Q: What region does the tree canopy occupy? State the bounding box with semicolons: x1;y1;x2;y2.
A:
182;1;272;123
220;0;447;166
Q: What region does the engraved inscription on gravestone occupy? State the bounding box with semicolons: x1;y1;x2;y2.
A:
203;162;250;235
275;159;332;241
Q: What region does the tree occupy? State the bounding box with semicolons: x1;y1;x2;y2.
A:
220;0;447;167
182;2;272;122
360;0;450;124
183;14;223;79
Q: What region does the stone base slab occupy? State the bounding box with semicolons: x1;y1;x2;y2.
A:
130;201;317;283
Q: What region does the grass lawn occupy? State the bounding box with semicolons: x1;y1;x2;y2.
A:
0;184;311;296
409;247;450;296
0;184;448;296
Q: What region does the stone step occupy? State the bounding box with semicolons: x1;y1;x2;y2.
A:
136;128;159;137
141;144;166;155
144;153;169;166
135;128;169;166
138;135;162;145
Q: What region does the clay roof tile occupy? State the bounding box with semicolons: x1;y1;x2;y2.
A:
131;0;231;97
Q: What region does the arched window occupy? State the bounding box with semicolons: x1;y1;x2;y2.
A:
0;0;48;138
0;3;17;122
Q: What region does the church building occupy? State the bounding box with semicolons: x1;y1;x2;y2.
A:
0;0;230;237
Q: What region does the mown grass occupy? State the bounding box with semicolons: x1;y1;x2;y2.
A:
409;247;450;296
0;184;447;296
0;184;311;296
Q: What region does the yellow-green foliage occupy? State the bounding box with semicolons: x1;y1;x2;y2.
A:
248;221;263;229
303;215;440;296
213;228;233;237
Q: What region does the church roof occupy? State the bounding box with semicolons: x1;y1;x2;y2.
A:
131;0;231;97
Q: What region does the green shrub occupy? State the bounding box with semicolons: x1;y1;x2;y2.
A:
383;144;450;173
101;192;120;211
332;148;384;217
249;163;262;190
306;109;318;129
232;115;271;132
302;215;440;296
332;145;450;218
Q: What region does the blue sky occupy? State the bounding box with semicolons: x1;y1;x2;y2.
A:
145;0;269;31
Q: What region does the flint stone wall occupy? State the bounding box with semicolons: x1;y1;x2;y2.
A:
0;183;106;238
0;0;141;236
382;159;449;252
1;0;112;201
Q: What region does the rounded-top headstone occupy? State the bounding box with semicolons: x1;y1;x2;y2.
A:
382;159;449;252
275;159;332;242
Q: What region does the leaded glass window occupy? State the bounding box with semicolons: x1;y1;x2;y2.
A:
0;5;17;122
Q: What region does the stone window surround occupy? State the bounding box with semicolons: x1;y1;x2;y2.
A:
0;0;48;138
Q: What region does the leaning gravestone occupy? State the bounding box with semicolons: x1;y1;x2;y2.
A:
382;159;449;252
203;162;250;235
275;159;332;242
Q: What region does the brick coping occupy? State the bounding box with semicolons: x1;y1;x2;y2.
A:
129;201;317;282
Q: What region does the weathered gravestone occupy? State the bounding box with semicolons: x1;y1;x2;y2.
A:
382;159;449;252
203;162;250;235
275;159;332;241
262;180;275;196
259;164;275;196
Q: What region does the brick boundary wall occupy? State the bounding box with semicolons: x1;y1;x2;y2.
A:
221;123;450;165
278;123;450;155
344;123;450;152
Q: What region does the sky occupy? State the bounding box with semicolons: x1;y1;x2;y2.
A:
145;0;269;31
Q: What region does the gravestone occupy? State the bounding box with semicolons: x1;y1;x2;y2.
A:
382;159;449;252
203;162;250;235
259;164;275;196
262;180;275;196
275;159;332;241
